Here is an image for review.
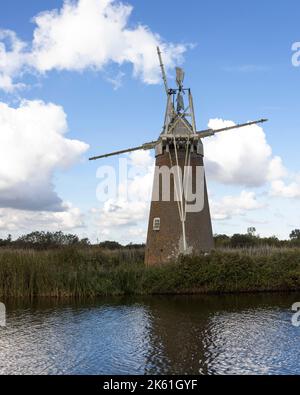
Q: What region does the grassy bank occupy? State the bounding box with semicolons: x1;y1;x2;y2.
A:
0;247;300;298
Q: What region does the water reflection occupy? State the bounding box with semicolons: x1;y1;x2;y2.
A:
0;294;299;375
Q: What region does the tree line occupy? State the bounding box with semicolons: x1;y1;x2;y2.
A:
214;229;300;248
0;229;300;250
0;231;145;250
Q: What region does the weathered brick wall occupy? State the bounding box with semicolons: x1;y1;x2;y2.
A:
145;148;214;266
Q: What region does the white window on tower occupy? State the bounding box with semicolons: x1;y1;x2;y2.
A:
153;217;161;231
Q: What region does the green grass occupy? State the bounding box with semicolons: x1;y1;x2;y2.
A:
0;247;300;298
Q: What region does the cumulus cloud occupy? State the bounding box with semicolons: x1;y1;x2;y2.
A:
31;0;187;83
0;99;89;211
0;203;84;232
0;30;28;92
203;119;300;205
94;199;149;227
92;199;150;242
270;178;300;199
204;119;286;187
92;150;154;241
0;0;188;91
211;191;264;221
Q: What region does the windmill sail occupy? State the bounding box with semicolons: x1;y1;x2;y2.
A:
198;119;268;138
89;140;157;161
176;67;185;89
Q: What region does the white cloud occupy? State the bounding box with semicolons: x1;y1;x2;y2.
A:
211;190;264;221
104;71;125;90
128;150;154;169
0;99;89;211
91;199;150;243
270;178;300;199
0;203;84;233
92;150;154;241
0;0;188;91
0;98;88;236
31;0;186;83
94;199;149;227
204;119;286;187
268;156;287;180
0;30;28;92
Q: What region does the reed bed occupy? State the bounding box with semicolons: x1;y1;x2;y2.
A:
218;245;297;256
0;247;300;298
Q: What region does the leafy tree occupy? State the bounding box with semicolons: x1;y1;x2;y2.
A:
214;234;231;248
78;238;91;246
125;243;146;249
230;233;258;248
290;229;300;241
15;231;89;249
99;241;123;250
0;234;13;247
259;236;281;246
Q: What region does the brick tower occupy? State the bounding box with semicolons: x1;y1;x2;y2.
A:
145;148;214;266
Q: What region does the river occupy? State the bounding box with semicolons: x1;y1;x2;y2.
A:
0;293;299;375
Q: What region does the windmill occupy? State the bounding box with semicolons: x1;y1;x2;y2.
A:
90;47;268;265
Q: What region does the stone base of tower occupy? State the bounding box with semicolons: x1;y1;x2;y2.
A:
145;150;214;266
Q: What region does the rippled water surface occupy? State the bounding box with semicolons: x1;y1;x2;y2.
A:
0;294;300;375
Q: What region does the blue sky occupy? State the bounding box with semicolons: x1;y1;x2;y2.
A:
0;0;299;243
